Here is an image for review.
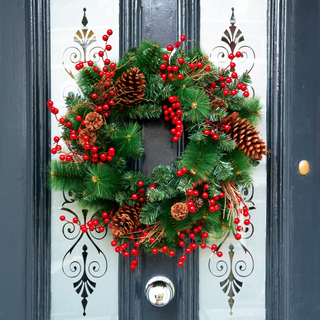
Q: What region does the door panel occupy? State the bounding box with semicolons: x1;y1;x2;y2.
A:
199;2;267;318
2;0;317;319
50;1;120;318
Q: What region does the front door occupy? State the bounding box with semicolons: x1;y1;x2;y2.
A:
1;1;320;320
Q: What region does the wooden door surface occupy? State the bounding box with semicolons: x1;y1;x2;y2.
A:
1;0;320;319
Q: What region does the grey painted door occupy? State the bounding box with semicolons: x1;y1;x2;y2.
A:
1;0;320;319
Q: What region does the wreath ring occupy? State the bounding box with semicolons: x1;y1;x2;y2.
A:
49;30;266;269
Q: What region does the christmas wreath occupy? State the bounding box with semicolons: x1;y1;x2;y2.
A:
48;30;266;269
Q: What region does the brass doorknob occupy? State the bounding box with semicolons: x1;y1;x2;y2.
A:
299;160;310;175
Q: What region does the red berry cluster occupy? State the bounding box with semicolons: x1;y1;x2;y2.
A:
177;221;223;267
159;35;187;83
131;180;148;203
162;95;184;142
59;207;114;234
231;200;251;241
209;52;250;98
202;118;231;140
75;29;116;118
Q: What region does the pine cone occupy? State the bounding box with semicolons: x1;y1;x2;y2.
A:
226;112;267;160
204;87;228;111
210;98;227;111
171;202;188;220
194;198;203;210
111;204;142;237
78;128;97;146
113;67;146;107
84;112;103;131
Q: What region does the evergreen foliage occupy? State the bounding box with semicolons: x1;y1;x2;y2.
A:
48;38;266;254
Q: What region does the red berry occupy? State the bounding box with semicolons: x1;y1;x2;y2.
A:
110;63;116;69
130;264;136;270
106;45;112;51
241;84;247;91
175;41;181;48
197;62;203;68
172;65;179;72
131;194;138;200
187;188;194;196
214;204;220;211
177;74;183;80
212;134;219;140
73;217;79;223
202;192;208;199
59;118;65;124
162;246;168;252
237;226;243;232
209;206;215;212
203;129;210;135
230;62;236;68
163;54;169;60
200;243;206;249
137;181;144;187
231;89;237;96
59;155;65;161
176;170;183;176
107;29;113;35
178;261;184;267
189;206;196;213
236;51;242;57
189;233;195;239
60;215;65;221
132;259;138;265
134;241;140;247
180;35;186;41
217;251;223;257
234;217;240;224
178;57;184;64
149;184;156;189
179;241;185;247
179;233;185;239
226;77;232;83
202;232;209;239
169;250;175;257
235;233;242;240
173;136;179;142
167;44;174;51
98;226;104;232
221;82;226;88
186;247;192;254
191;243;197;249
102;35;108;41
211;244;218;251
189;63;196;69
243;91;250;98
205;65;211;71
223;90;229;96
228;53;235;60
104;59;110;65
244;219;250;225
231;72;238;78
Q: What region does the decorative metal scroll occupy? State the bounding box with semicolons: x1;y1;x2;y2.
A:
61;192;108;316
208;184;256;315
62;8;104;79
210;7;256;96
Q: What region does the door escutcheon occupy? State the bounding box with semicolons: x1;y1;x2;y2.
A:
145;276;175;307
299;160;310;175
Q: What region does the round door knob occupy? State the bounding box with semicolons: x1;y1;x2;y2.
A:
299;160;310;175
144;276;175;307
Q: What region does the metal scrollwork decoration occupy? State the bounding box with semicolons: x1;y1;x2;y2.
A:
62;8;104;80
208;184;256;315
60;191;108;316
210;7;256;96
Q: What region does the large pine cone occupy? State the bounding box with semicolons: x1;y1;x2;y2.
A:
84;112;103;131
226;112;267;160
171;202;188;220
113;67;146;107
111;204;142;237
